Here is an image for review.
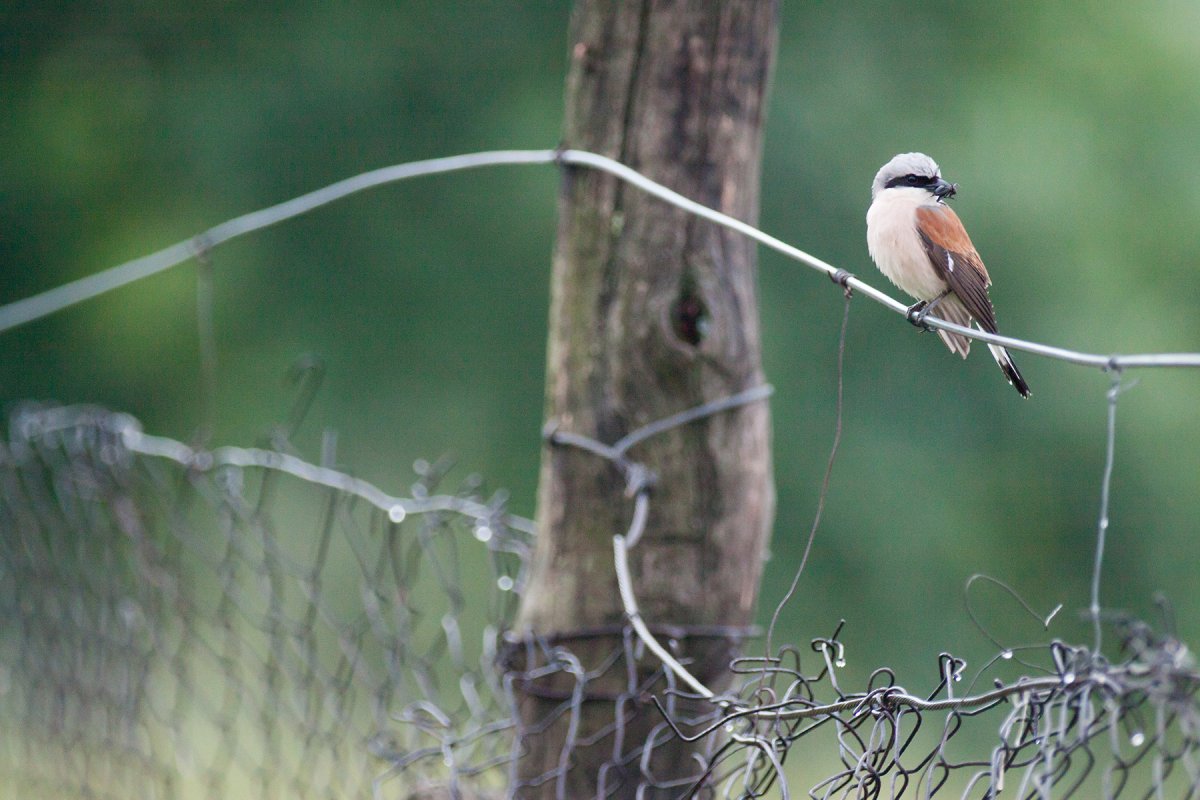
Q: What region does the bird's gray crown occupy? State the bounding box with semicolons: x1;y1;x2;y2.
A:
871;152;941;199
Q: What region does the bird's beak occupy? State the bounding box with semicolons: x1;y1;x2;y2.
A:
932;178;958;199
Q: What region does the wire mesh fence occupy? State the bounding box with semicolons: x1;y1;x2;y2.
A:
0;404;529;799
2;143;1200;798
2;402;1198;799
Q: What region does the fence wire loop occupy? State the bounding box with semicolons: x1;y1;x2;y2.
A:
829;268;855;299
544;384;772;543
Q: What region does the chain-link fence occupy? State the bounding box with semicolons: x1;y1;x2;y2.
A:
2;403;1197;799
0;404;529;799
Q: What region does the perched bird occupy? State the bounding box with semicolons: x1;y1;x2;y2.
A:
866;152;1031;398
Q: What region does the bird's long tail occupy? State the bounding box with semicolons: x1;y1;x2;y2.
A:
932;295;1031;398
987;342;1032;398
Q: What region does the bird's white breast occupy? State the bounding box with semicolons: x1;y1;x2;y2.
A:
866;188;948;302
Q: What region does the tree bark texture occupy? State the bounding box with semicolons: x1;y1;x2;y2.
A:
511;2;777;797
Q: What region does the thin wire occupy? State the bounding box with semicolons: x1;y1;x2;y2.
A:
963;573;1063;659
0;150;558;334
612;533;714;700
2;147;1199;372
195;251;218;444
762;290;851;670
543;386;773;700
555;150;1200;371
1091;371;1132;653
14;405;536;535
612;384;775;455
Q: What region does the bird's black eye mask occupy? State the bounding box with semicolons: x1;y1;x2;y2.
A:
885;173;937;190
885;173;958;199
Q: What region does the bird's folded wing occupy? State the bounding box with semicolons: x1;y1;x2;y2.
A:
916;205;998;333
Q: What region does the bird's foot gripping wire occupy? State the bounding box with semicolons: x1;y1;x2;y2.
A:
905;289;950;331
906;300;934;331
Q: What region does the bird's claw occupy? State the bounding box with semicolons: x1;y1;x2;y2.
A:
906;301;933;331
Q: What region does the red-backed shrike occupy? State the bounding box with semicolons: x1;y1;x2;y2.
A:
866;152;1031;398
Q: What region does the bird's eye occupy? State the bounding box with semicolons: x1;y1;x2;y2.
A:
884;173;935;191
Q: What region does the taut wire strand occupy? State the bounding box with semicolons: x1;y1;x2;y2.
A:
2;147;1199;371
762;290;851;680
0;150;558;334
1091;372;1134;653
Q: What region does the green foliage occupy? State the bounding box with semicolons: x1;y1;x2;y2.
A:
1;2;1197;690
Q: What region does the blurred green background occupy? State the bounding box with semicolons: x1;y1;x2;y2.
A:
2;0;1199;711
